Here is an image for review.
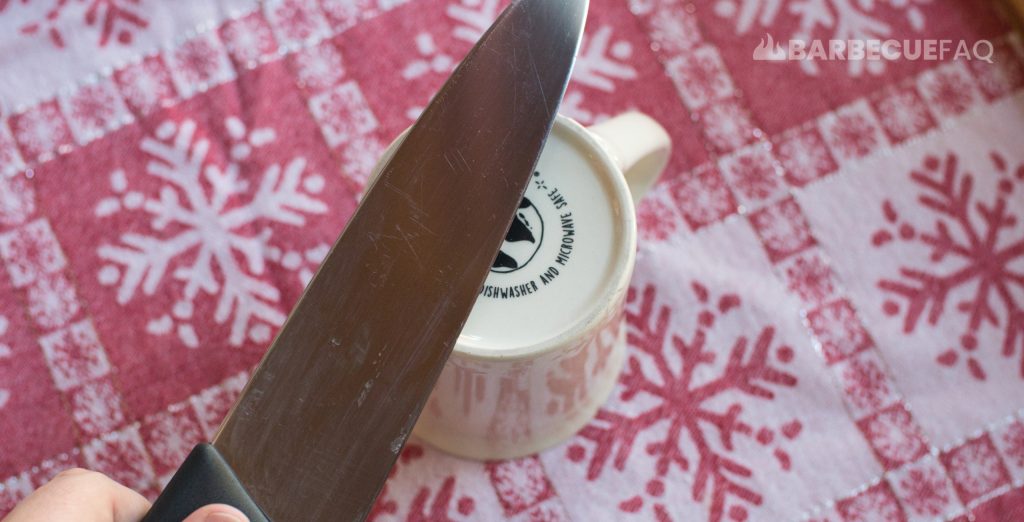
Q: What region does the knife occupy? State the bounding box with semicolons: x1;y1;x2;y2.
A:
140;0;588;520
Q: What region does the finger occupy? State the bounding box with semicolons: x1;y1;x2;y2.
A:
4;468;150;522
180;504;249;522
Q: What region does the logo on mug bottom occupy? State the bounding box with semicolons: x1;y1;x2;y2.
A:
480;170;576;300
492;196;544;273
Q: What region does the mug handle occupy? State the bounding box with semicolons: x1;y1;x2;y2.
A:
586;112;671;205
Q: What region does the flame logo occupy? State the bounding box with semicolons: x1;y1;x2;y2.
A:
753;33;787;61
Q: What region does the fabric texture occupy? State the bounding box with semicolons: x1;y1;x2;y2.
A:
1;0;1024;521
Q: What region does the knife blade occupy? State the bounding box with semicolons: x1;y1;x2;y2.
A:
141;0;588;520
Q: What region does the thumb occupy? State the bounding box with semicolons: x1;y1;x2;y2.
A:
181;504;249;522
4;468;149;522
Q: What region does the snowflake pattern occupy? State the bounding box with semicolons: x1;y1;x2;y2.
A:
486;457;562;517
941;435;1012;503
114;56;178;115
567;283;800;522
894;464;952;517
713;0;929;76
749;197;816;263
699;100;758;154
820;102;884;160
918;63;980;118
774;127;837;187
573;25;638;93
320;0;380;30
139;403;205;481
308;81;379;146
401;32;455;120
10;101;74;160
447;0;500;43
636;189;683;242
339;134;387;187
266;0;331;47
780;251;838;306
668;165;737;229
969;41;1024;101
874;151;1024;380
38;319;111;392
998;420;1024;470
836;351;894;415
665;46;735;111
70;380;125;436
61;81;132;143
858;405;927;468
292;41;346;92
1;0;149;49
0;126;25;176
546;24;638;124
0;175;36;227
94;116;328;348
168;34;235;97
719;145;784;206
220;12;280;67
836;482;905;522
806;299;873;363
401;33;455;81
368;444;476;521
0;1;1020;518
637;0;701;55
871;87;936;143
26;274;80;329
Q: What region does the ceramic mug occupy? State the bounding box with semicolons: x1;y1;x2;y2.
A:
369;112;671;459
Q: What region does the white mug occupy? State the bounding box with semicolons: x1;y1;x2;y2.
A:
370;112;671;459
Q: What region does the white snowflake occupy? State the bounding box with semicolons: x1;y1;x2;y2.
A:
0;315;10;408
402;33;455;81
642;0;701;53
402;32;455;120
0;174;36;226
572;25;639;92
714;0;930;76
294;43;346;91
14;105;67;157
863;408;925;463
947;442;1005;498
447;0;501;43
840;486;903;522
782;135;822;170
340;134;387;187
94;117;328;348
875;90;931;140
122;68;161;107
221;15;277;66
26;274;80;329
117;59;176;114
558;26;638;125
224;23;265;59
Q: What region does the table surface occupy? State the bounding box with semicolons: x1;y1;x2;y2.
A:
1;0;1024;521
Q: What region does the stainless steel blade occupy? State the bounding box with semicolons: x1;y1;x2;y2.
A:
210;0;588;520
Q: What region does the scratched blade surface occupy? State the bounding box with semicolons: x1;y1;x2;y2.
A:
211;0;587;520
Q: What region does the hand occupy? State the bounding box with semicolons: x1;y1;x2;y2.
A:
3;468;248;522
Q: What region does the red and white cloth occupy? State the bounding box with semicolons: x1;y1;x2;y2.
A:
1;0;1024;521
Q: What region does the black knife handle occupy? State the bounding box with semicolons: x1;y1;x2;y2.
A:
142;444;270;522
